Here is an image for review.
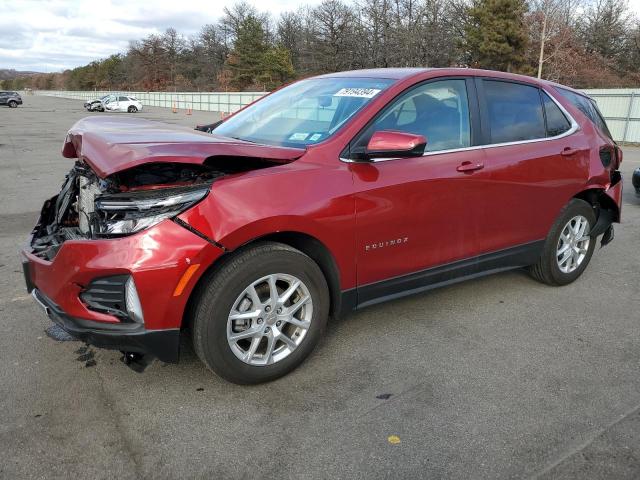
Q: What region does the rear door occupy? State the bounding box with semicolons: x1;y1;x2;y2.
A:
349;78;489;302
474;78;587;252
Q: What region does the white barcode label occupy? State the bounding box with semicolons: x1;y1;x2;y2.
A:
334;88;381;98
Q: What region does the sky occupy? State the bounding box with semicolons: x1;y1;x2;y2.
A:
1;0;640;73
0;0;327;72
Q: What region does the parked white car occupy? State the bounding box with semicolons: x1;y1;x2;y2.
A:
103;95;143;113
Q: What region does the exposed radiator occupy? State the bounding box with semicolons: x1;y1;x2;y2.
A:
78;175;102;234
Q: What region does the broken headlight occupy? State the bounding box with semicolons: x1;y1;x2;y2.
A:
94;184;209;236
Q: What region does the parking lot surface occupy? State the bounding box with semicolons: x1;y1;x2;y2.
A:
1;95;639;479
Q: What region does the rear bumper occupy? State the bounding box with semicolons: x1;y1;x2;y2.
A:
31;288;180;363
605;171;623;218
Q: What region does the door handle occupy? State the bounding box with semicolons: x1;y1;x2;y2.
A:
456;161;484;173
561;147;578;156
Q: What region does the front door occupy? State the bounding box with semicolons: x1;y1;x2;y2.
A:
349;78;487;305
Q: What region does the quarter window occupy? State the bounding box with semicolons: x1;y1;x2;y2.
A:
355;79;471;153
542;92;571;137
557;88;613;140
484;81;545;143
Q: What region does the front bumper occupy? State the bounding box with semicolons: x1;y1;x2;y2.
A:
22;217;225;362
31;288;180;362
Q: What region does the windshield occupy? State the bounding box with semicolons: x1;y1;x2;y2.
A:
213;77;394;147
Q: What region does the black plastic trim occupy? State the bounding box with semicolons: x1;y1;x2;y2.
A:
79;275;129;319
591;208;615;237
22;260;35;293
32;289;180;363
352;240;545;309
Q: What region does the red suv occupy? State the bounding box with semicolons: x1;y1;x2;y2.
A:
22;69;622;383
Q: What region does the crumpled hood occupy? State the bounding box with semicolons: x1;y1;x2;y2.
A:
62;116;306;178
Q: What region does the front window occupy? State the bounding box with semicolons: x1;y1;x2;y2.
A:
352;79;471;153
213;78;394;147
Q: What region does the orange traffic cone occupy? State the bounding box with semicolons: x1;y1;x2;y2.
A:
172;101;177;113
186;105;192;115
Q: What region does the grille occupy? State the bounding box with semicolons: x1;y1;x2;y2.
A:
79;275;129;319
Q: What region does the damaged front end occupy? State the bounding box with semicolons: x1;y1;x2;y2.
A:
30;162;221;260
24;116;306;368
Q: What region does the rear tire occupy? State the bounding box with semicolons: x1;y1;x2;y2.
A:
8;100;17;108
191;242;329;384
529;199;597;286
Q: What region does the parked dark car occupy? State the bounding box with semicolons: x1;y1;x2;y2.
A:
0;91;22;108
23;68;622;384
633;167;640;195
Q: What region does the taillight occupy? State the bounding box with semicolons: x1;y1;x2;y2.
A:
599;146;613;167
614;145;623;167
599;145;622;169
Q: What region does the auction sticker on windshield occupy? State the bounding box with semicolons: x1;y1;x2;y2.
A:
289;132;309;141
334;88;381;98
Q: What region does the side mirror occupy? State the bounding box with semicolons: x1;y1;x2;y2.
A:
365;131;427;159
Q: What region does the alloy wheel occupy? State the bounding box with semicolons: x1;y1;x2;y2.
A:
556;215;591;273
226;273;313;366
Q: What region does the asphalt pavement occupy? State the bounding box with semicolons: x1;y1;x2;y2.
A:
1;95;639;479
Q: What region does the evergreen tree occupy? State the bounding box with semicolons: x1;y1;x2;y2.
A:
224;15;270;90
257;46;296;90
463;0;529;72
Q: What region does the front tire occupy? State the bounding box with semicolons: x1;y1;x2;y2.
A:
191;242;329;384
529;199;597;286
8;100;17;108
128;105;138;113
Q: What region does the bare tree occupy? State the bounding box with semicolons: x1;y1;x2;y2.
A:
529;0;582;78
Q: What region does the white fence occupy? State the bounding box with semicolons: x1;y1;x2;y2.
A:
33;90;267;114
583;89;640;143
32;88;640;143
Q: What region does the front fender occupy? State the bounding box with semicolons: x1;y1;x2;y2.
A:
176;168;358;289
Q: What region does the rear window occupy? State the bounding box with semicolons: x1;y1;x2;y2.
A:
557;88;613;139
483;80;546;143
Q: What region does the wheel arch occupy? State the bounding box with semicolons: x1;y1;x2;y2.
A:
573;186;620;222
182;231;344;329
